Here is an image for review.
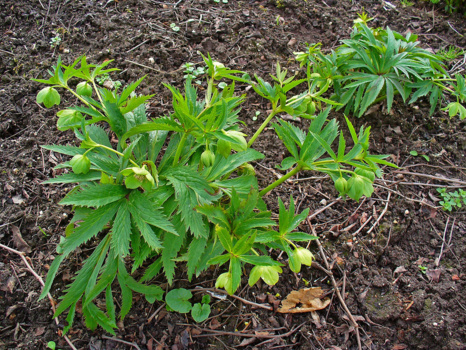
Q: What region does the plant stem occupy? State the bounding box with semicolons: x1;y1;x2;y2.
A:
248;109;278;148
92;80;105;106
98;144;139;167
173;132;189;166
259;165;301;196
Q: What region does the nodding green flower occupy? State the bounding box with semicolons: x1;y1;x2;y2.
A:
334;177;348;195
295;247;314;266
215;272;231;289
70;154;91;174
121;165;155;190
238;163;255;176
76;82;93;97
224;130;247;152
248;265;282;286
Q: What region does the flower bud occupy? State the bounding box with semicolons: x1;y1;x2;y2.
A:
76;82;93;97
334;177;348;194
201;149;215;167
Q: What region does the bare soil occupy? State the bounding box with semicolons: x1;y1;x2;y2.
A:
1;0;466;349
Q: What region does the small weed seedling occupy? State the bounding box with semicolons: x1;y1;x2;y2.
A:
419;265;428;274
437;188;466;211
170;23;180;32
50;34;61;49
409;150;430;162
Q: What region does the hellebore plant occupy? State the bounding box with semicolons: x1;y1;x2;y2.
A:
35;52;392;333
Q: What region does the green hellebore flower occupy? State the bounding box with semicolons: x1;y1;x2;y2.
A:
121;165;155;190
248;265;282;287
295;247;314;266
215;272;231;289
69;154;91;174
334;177;348;195
76;81;93;97
225;130;247;152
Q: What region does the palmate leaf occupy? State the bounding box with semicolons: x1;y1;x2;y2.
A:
61;200;121;257
42;171;102;184
110;201;132;257
162;215;187;284
60;184;129;208
163;166;213;238
83;254;118;308
128;191;178;236
187;237;207;280
54;234;112;317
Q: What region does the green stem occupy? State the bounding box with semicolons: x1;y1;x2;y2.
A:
65;86;93;108
98;144;139;167
91;80;105;106
248;108;279;148
259;165;301;197
433;82;455;95
173;132;189;166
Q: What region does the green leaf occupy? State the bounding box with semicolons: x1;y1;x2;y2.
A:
102;101;127;137
61;201;121;256
229;257;242;295
37;87;61;108
110;201;132;257
166;288;193;313
187;237;207;280
60;184;129;208
161;215;187;284
191;303;211;323
139;258;163;283
239;255;281;266
117;272;133;319
216;226;233;252
54;234;111;317
42;171;102;184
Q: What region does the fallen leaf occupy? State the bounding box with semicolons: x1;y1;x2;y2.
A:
452;275;460;281
238;337;256;347
426;269;441;282
394;266;407;275
392;344;408;350
11;225;32;253
278;287;330;313
35;327;46;336
0;276;16;293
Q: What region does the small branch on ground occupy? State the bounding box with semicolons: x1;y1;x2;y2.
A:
0;243;77;350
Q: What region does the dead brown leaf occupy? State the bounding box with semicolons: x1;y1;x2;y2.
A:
11;225;31;253
426;268;441;282
278;287;330;313
0;276;16;293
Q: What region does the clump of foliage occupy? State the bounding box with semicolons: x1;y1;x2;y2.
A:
437;188;466;211
35;50;393;333
429;0;465;14
294;13;466;119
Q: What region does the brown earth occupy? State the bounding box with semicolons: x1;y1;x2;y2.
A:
1;0;466;349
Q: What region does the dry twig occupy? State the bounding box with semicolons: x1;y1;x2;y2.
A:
0;243;77;350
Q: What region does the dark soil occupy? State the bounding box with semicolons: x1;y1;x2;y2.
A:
1;0;466;349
